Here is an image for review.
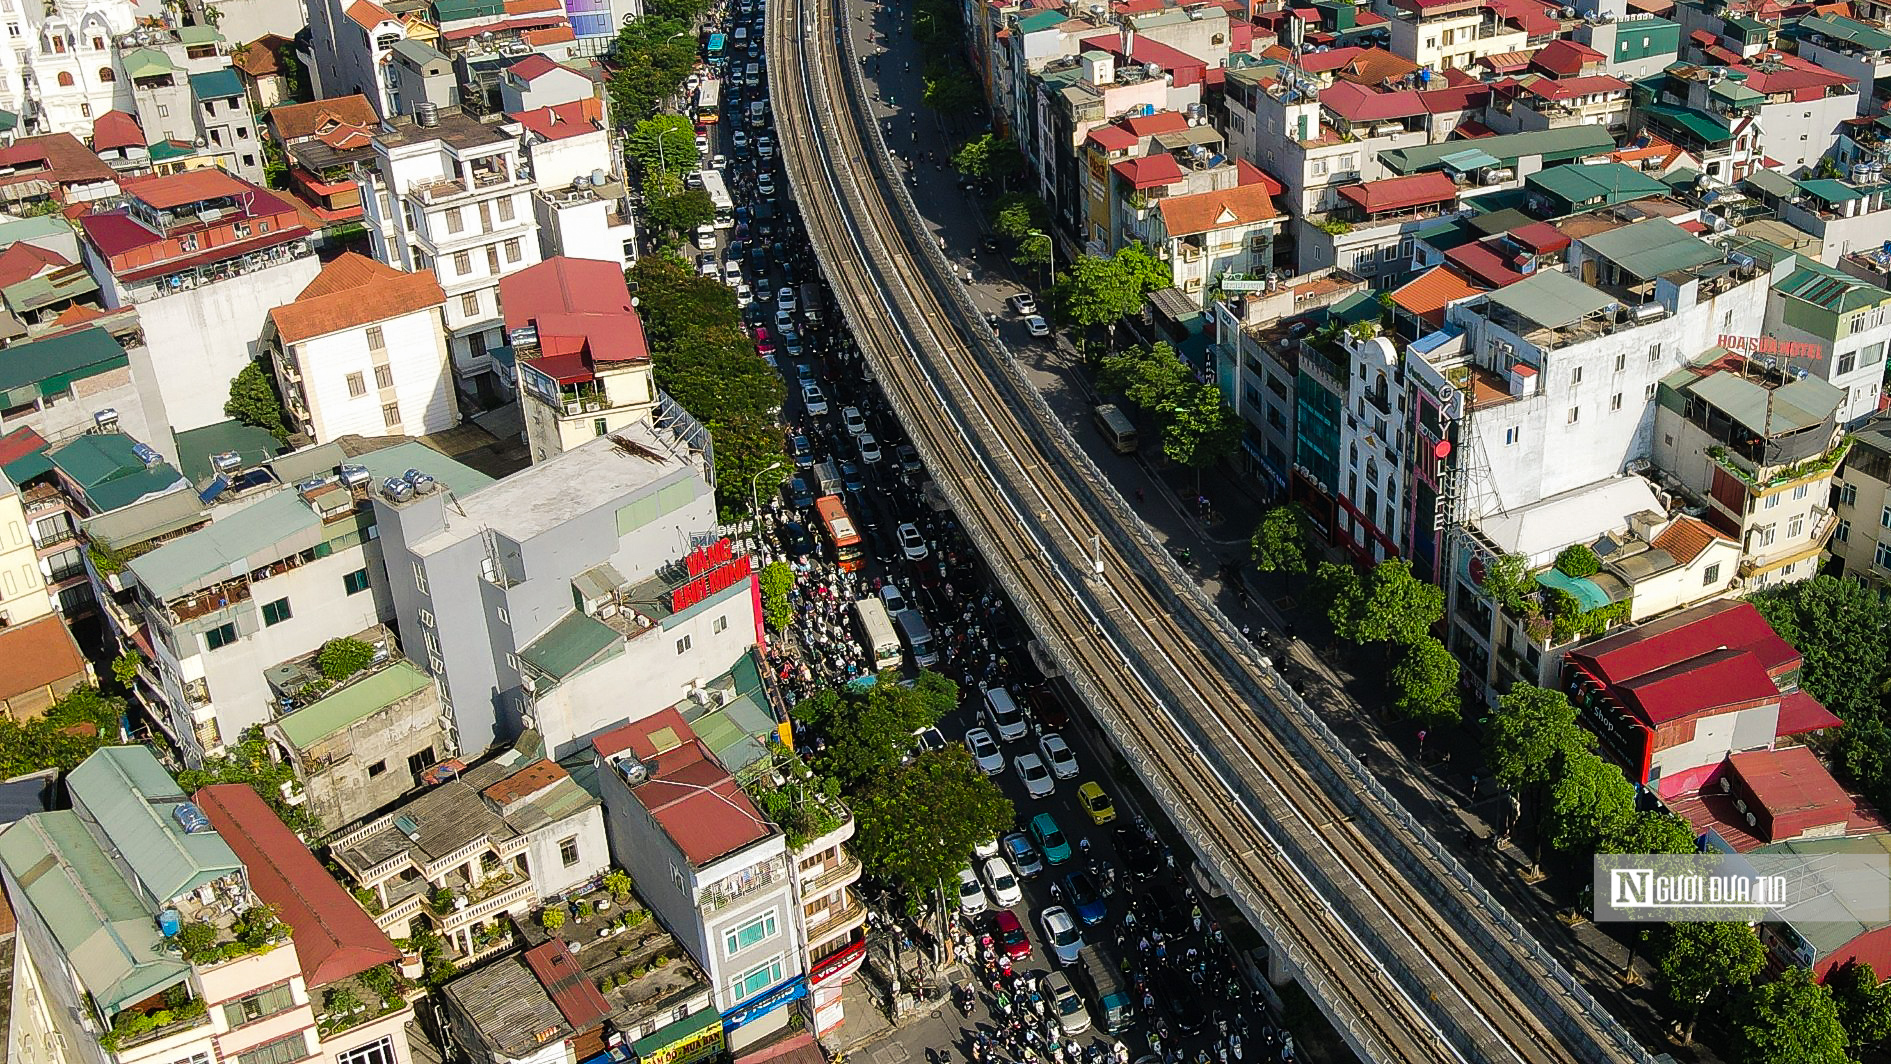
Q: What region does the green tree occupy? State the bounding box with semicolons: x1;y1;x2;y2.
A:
1553;543;1601;577
701;412;790;520
609;17;698;124
1250;504;1309;584
645;185;715;239
952;134;1024;189
1602;810;1698;856
626;114;700;179
1332;559;1444;646
110;652;140;690
1388;636;1460;725
1485;685;1589;792
641;0;712;22
851;745;1015;910
758;561;795;632
1051;254;1145;354
1313;561;1364;644
921;59;980;113
177;727;315;835
1545;749;1634;853
1158;382;1240;481
792;671;958;788
1477;553;1533;613
1114;243;1173;296
1734;966;1850;1064
630;255;740;346
225;359;289;440
1097;343;1188;412
0;686;123;779
317;637;375;680
1749;574;1891;726
1827;959;1891;1052
990;193;1049;240
1655;921;1766;1044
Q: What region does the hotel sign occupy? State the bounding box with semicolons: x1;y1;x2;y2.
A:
1719;335;1822;362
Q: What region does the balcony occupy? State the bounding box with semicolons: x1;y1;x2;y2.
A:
698;858;789;915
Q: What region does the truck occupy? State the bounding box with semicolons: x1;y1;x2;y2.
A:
1073;945;1133;1034
813;459;842;496
800;281;822;324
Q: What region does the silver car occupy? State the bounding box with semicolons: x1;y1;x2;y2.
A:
1038;905;1083;965
1044;970;1091;1035
965;727;1005;776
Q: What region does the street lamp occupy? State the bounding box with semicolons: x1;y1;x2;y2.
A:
749;461;785;541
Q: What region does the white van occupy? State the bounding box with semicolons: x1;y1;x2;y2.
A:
895;608;938;667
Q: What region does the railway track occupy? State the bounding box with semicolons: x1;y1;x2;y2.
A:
764;2;1653;1061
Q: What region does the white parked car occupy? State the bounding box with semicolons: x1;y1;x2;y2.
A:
694;226;717;251
1015;752;1054;799
696;258;719;278
897;522;928;560
985;686;1029;742
841;406;868;436
694;133;709;153
957;867;988;916
1025;315;1051;338
858;433;882;465
879;582;907;614
777;287;797;312
973;836;1001;859
733;129;749;150
1038;732;1079;780
801;381;829;416
980;855;1022;908
775;308;796;331
757;172;775;196
965;727;1004;776
711;153;728;169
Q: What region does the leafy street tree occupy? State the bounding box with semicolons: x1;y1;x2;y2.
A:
922;60;980;113
1250;504;1310;584
609;17;698;122
1485;684;1590;792
1477;552;1534;613
1655;920;1766;1044
226;358;290;440
851;746;1015;910
0;686;123;780
1389;636;1460;725
627;115;700;179
640;0;712;22
1159;382;1241;483
792;671;958;788
1734;966;1850;1064
1051;254;1145;354
1097;343;1188;411
631;254;738;345
1312;561;1363;644
1114;243;1172;296
758;562;795;632
991;193;1050;240
952;134;1024;189
1331;559;1444;646
1826;959;1891;1052
1750;575;1891;725
1603;810;1698;856
644;182;715;240
1545;749;1634;854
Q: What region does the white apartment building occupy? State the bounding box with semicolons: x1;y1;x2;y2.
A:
266;252;459;444
1830;412;1891;584
106;441;482;762
0;479;54;628
359;106;542;406
368;421;735;759
306;0;410;117
1223;65;1430;220
1146;183;1281;304
0;0;137;139
515;101;637;269
1384;0;1528;73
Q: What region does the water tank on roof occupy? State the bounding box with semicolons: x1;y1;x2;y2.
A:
131;442;163;467
172;802;211;834
382;477;415;502
339;464;371;488
415;102;440;127
210;451;242;474
404;468;437;494
1418;67;1432;84
591;169;608;186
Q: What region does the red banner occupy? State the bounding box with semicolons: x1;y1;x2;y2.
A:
670;554;752;612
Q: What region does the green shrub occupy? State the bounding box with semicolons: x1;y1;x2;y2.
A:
317;638;375;680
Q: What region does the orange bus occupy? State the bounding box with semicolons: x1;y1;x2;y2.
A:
815;495;865;571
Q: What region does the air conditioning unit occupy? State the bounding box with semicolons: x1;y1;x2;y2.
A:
520;674;538;694
520;712;537;729
565;401;581;415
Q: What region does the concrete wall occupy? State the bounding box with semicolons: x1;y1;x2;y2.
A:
525;129;611;190
0;487;54;627
1625;536;1740;621
288;307;458;443
274;676;449;832
522;800;608;897
530;196;636;274
1760;94;1857;173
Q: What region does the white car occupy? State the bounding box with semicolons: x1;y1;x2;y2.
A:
1039;906;1083;966
965;727;1004;775
777;287;797;312
973;836;1001;859
841;406;868;436
980;855;1022;908
801;381;829;415
1015;752;1054;798
711;153;728;169
1044;971;1091;1035
985;686;1029;742
758;173;775;196
697;258;720;278
694;133;709;153
733;129;749;150
722;260;743;284
694;226;717;251
735;282;754;306
758;134;775;158
858;433;882;465
1025;315;1051;338
897;522;928;560
1009;292;1038;315
879;582;907;614
776;308;796;331
1038;732;1079;780
957;867;988;916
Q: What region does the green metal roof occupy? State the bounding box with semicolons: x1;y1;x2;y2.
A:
0;327;125;401
1686;370;1843;437
519;611;620;681
0;214;73;245
432;0;504;20
1;268;99;314
1415;217;1482;252
355;440;492;497
187;68;243;102
1639;102;1733;144
147;140;197;161
0;110;16;133
631;1004;722;1057
176;24;224;45
1796;13;1891;50
1466;206;1532;235
1379;126;1614;174
0;810;188;1017
1527;162;1669;210
275;660;433;748
1743;168;1799;199
1016;9;1067;31
1776;260;1891;313
1534;567;1611;612
68;746;242;907
48;433;187;513
2;447;51;487
1709;80;1763;105
1578;218;1721;280
1753;835;1891;961
1486;269;1616;328
1798;178;1874;205
120;47;174;79
172;420;283;485
129;488;321;601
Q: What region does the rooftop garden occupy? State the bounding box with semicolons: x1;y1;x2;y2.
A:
741;752;847;850
1482;545;1632;647
316;963;417;1037
98;988;209;1053
172;903;292;965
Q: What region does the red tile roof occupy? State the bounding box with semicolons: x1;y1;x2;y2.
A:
1572;599;1799;682
1510;220;1570;254
1120;111;1189;137
1777;690;1844;737
1078;32;1208;77
0;427;48;467
1389;265;1485;327
233;33;293;78
1612;648;1778;725
0;617;87;705
1320;80;1425;121
524;25;576;45
1156;183;1277;235
270;252;444;343
1086;125;1137;152
482;759;568;808
1420;84;1491;113
270;96;378;142
1332;46;1419;88
0;133;117;191
345;0;399;29
1295;45;1368;73
506;0;563;13
88;110;144;153
1650;514;1725;564
501;257;649;365
509;99;603;142
592;709;772;867
0;241;71;289
119;167;258;210
1337;171;1457;213
1476;49;1535;73
1237;159;1283;194
523;940;613;1031
1531;38;1605;76
195;784;399;987
507;54;564;82
1444;240;1528;287
1526;73;1628;100
1732;49;1856;95
1112;153;1184;189
1726;746;1854;841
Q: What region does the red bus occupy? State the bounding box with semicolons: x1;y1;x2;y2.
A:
815;495;864;571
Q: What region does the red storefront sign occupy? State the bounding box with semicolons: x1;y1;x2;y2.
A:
670;554;752;612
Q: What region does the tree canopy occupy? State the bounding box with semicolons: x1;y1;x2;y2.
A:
1097;343;1189;412
226;359;290;440
1477;552;1533;613
627;115;700;180
1601;810;1698;856
1485;685;1590;792
990;193;1049;240
177;727;316;835
1545;749;1634;853
1826;959;1891;1052
922;60;980;113
1655;920;1766;1043
1329;558;1443;646
0;686;124;780
1250;505;1310;579
1388;636;1460;726
851;746;1015;910
952;134;1024;188
758;561;795;632
609;17;698;123
791;671;958;788
1734;966;1850;1064
1051;253;1145;344
1158;382;1241;473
